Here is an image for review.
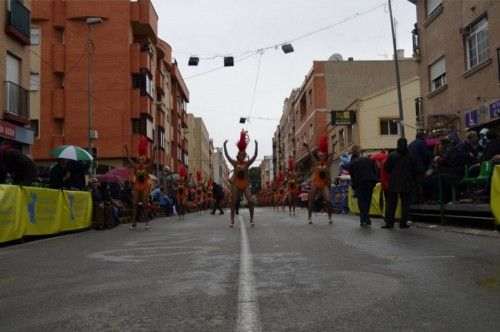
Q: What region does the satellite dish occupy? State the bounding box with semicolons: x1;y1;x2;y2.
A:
328;53;343;61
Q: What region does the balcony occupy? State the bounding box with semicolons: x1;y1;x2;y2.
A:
4;81;29;125
5;0;31;45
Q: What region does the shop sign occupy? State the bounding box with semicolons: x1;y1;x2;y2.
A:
490;99;500;119
465;110;478;127
0;121;16;140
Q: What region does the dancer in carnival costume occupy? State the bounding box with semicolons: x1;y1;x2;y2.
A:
223;129;258;227
304;134;333;224
125;136;153;230
285;156;299;216
176;165;191;220
275;171;286;212
195;170;205;212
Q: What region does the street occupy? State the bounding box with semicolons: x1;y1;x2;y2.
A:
1;208;499;331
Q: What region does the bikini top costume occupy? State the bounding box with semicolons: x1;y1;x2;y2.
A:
287;158;298;193
311;134;330;189
133;136;150;192
177;165;188;199
312;161;329;189
134;164;149;192
233;161;249;190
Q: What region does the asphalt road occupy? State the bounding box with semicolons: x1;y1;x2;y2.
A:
1;208;499;331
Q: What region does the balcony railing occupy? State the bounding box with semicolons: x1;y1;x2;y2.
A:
4;81;30;123
6;0;31;45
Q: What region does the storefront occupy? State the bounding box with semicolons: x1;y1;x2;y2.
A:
0;120;34;153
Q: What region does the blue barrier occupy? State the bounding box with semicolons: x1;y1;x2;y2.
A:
331;185;348;214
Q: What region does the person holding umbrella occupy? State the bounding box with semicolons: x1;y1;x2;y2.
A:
125;136;153;230
0;145;37;186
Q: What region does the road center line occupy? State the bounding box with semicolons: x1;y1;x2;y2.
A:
236;215;262;332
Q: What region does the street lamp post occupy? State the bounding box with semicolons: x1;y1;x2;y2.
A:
388;0;405;139
86;17;103;164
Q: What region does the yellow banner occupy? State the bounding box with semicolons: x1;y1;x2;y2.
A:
0;185;24;243
22;187;63;236
348;183;401;218
61;190;92;231
491;165;500;225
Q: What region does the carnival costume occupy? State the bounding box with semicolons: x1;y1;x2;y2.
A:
223;129;258;228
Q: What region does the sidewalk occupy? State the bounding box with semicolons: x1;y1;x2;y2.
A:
415;223;500;238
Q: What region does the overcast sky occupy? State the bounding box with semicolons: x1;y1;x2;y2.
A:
150;0;417;161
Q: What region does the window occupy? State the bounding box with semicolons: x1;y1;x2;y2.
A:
30;119;39;138
429;57;447;92
132;119;141;134
380;119;399;135
426;0;442;16
158;129;165;149
347;125;353;144
31;27;40;45
30;72;40;91
308;123;313;140
308;90;313;106
466;18;489;70
145;74;153;97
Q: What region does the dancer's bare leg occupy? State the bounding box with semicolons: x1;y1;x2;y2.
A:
131;190;139;229
230;186;239;227
322;187;333;224
307;187;319;224
141;191;150;229
244;188;254;226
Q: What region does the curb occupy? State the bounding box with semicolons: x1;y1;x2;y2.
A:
415;223;500;238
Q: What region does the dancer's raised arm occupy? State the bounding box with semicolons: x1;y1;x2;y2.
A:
303;141;318;164
223;140;236;166
248;140;258;166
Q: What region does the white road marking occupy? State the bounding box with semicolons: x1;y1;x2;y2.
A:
236;215;262;332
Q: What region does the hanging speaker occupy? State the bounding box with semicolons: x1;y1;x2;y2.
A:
224;56;234;67
188;56;199;66
281;43;294;54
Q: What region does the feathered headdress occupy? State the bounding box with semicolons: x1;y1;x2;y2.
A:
288;157;294;173
138;135;148;157
277;171;284;183
236;129;249;152
318;134;328;154
179;165;187;178
196;170;202;183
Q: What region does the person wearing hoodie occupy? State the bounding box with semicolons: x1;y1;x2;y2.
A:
382;138;416;229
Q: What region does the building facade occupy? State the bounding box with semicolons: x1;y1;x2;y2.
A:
186;113;211;180
408;0;500;135
1;0;34;152
29;0;187;174
259;155;273;188
329;77;421;177
274;56;418;183
212;147;230;191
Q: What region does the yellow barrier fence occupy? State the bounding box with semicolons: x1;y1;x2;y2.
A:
348;183;401;218
491;165;500;225
0;185;92;244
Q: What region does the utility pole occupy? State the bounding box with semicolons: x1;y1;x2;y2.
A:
388;0;405;138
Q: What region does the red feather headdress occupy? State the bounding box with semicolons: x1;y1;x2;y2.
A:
288;157;294;173
138;135;148;157
236;129;249;152
318;134;328;154
179;165;187;178
277;171;284;183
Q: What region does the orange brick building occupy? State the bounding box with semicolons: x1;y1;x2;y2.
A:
30;0;189;174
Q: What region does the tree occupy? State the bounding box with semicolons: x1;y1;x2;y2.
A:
248;166;261;195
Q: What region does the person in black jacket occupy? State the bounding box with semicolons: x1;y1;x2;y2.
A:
49;158;71;189
210;182;225;215
382;138;416;229
423;138;465;202
349;145;379;226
